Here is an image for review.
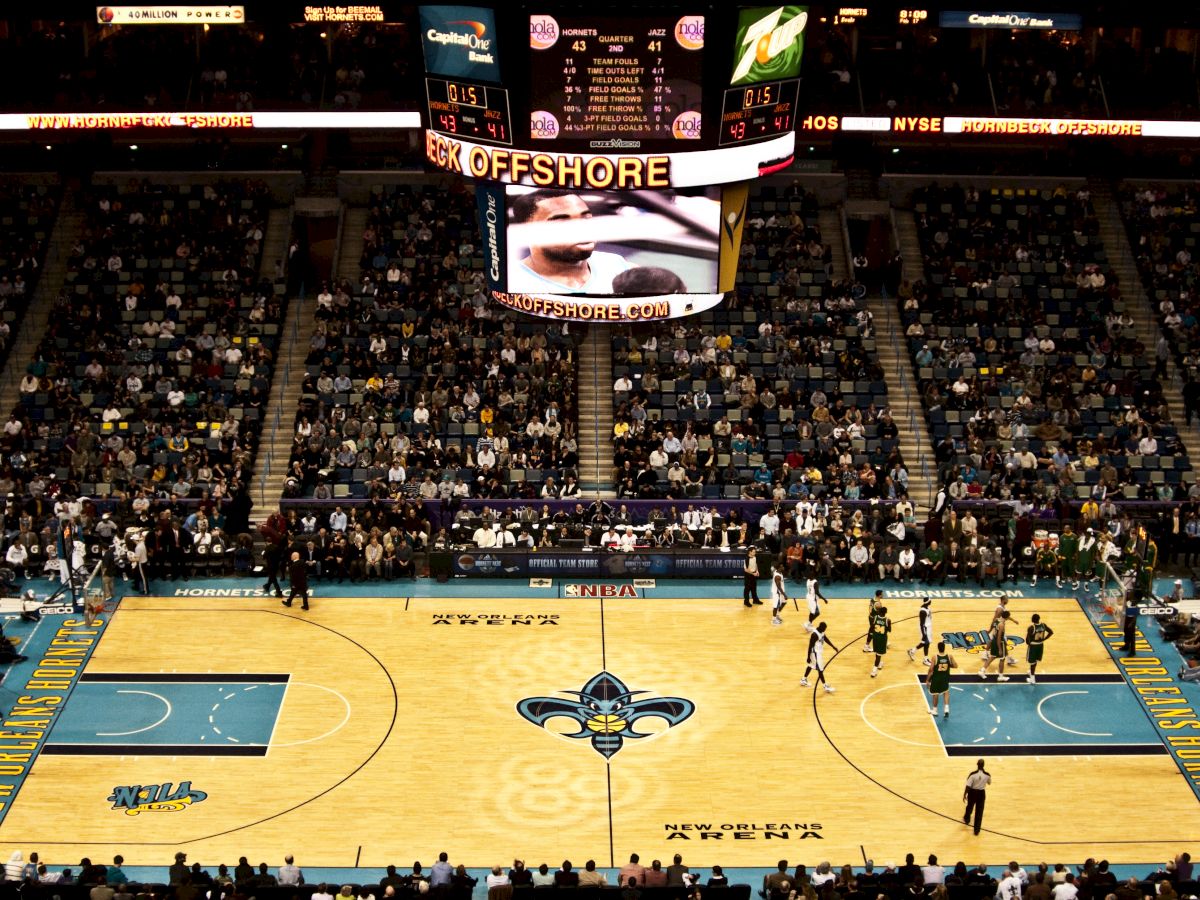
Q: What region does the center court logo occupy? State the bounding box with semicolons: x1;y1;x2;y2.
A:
108;782;207;816
941;630;1025;655
517;671;695;758
530;14;559;50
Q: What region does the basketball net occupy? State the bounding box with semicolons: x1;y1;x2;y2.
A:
1090;558;1132;627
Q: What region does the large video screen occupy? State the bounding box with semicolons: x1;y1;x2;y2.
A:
505;187;721;295
730;5;808;86
527;13;705;143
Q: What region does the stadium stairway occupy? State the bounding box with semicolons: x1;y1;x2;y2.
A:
0;193;83;416
819;206;849;280
577;323;615;496
1089;178;1200;462
874;207;937;513
254;205;304;509
258;283;313;507
335;205;368;290
258;205;294;286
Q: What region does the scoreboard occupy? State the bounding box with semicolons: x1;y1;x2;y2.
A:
425;77;513;145
719;79;799;146
527;14;705;142
418;3;811;323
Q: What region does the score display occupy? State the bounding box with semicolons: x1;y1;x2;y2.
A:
719;79;799;146
527;14;705;143
425;77;513;146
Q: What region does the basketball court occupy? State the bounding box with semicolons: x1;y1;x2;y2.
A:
0;581;1196;868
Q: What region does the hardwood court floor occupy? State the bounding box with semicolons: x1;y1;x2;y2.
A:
0;594;1196;867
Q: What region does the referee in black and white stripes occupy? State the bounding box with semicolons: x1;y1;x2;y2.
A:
963;758;991;835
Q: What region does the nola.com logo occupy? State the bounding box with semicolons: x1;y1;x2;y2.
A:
672;111;703;139
674;16;705;50
530;110;560;139
530;14;559;50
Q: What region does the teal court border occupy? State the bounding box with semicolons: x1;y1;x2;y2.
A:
1082;592;1200;801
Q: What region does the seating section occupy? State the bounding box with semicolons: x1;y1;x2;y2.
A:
15;181;277;505
290;185;579;501
610;184;899;503
905;184;1188;502
0;182;57;371
0;883;758;900
1120;185;1200;373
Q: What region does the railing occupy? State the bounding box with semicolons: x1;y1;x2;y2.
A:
837;206;854;282
589;325;605;497
885;203;936;509
987;72;998;115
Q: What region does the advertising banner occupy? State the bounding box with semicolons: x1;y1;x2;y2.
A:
719;182;749;294
419;6;500;81
474;184;507;294
938;11;1082;30
97;6;244;23
731;6;808;86
450;550;749;578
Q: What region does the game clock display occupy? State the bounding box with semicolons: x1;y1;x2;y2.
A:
719;79;799;146
425;77;513;146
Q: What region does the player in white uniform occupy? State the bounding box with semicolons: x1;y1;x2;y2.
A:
984;594;1019;666
907;597;934;666
770;567;789;626
805;576;828;624
801;621;838;693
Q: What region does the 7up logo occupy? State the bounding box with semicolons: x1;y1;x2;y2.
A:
732;7;808;85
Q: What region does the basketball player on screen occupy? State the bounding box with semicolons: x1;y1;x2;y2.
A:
509;191;632;293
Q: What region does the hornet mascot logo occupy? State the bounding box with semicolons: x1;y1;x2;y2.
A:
517;671;695;758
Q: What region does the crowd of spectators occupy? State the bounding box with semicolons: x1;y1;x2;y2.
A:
610;186;899;508
1119;184;1200;424
289;185;579;504
7;181;274;515
3;848;1195;900
0;182;56;371
443;490;1159;588
905;182;1191;505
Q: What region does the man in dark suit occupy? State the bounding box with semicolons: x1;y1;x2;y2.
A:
303;540;324;581
666;855;689;887
160;520;191;581
262;541;284;597
284;551;309;611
